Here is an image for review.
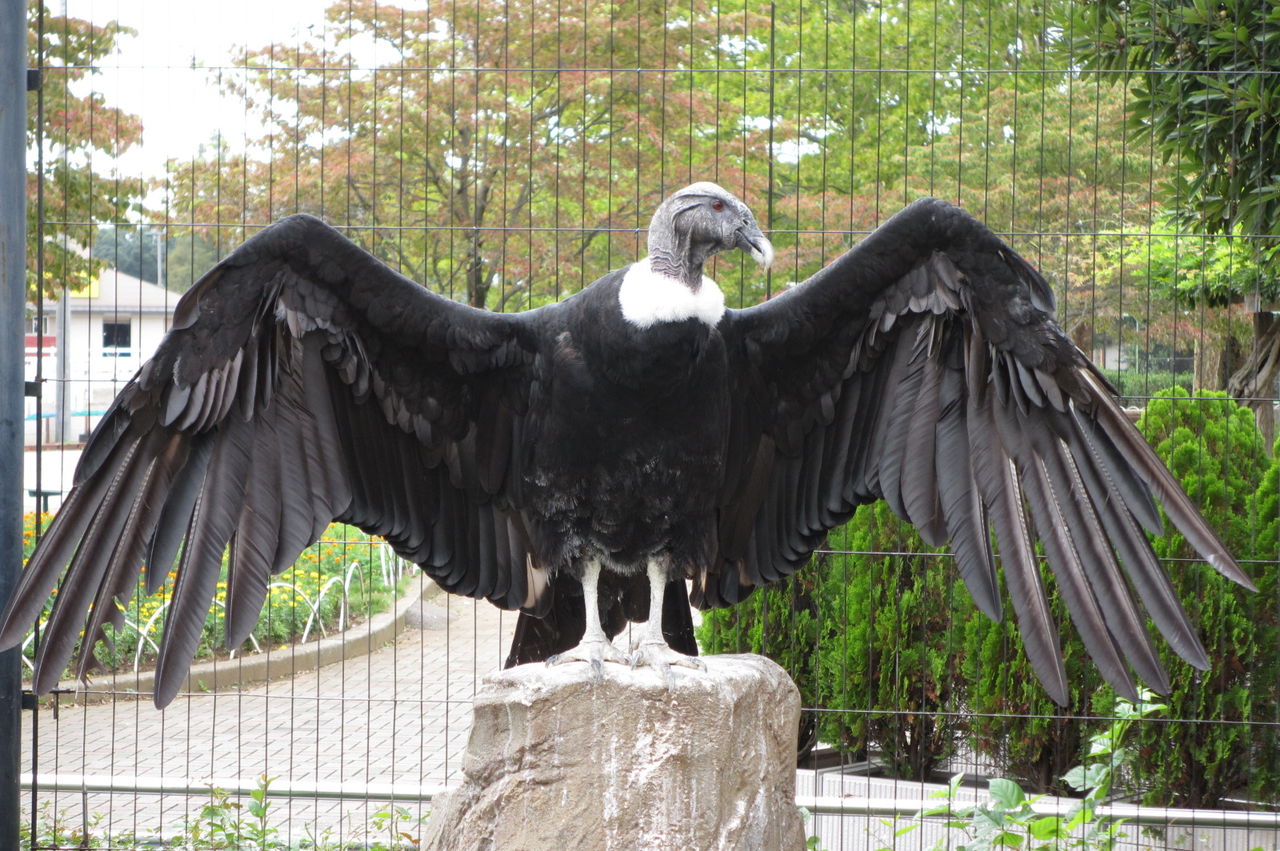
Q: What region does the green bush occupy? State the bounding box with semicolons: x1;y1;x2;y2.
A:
19;517;412;676
1257;437;1280;558
962;387;1276;802
1251;437;1280;802
961;561;1102;794
697;560;824;758
704;386;1275;801
811;502;968;779
1096;368;1193;404
699;500;968;777
1121;387;1277;806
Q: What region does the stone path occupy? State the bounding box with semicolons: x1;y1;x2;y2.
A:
20;593;520;846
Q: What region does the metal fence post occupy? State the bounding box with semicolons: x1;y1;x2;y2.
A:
0;0;29;845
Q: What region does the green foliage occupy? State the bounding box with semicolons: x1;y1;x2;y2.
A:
880;695;1163;851
1258;437;1280;560
163;0;782;311
1138;387;1265;531
19;516;412;677
812;503;968;779
1124;387;1279;806
699;500;968;778
189;776;281;849
705;385;1275;802
90;226;219;294
1096;216;1277;311
962;566;1101;794
155;0;1158;339
697;560;823;755
91;225;165;285
28;4;144;301
21;775;430;848
1251;438;1280;786
18;807;112;849
1072;0;1280;266
1096;367;1194;403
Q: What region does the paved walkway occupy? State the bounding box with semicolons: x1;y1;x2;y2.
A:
20;593;520;846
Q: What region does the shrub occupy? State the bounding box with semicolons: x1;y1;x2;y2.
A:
811;502;969;779
1120;387;1277;807
704;386;1276;800
964;387;1276;803
697;560;824;759
1096;368;1193;404
699;500;969;778
961;562;1102;794
19;518;412;677
1251;437;1280;804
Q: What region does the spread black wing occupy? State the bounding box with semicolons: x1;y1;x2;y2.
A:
0;215;546;706
707;197;1254;705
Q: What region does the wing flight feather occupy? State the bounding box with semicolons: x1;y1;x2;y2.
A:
0;214;541;706
712;197;1250;703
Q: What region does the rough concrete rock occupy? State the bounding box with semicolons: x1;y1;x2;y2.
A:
422;653;804;851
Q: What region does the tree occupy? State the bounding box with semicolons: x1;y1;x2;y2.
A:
92;225;163;285
716;0;1173;360
90;225;219;294
1072;0;1280;247
158;0;1161;324
158;228;220;294
28;4;143;300
1071;0;1280;432
160;0;776;310
1094;218;1266;394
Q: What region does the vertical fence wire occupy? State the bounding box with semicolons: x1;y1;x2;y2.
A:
14;0;1280;848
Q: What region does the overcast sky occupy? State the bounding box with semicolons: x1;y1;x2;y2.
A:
57;0;337;180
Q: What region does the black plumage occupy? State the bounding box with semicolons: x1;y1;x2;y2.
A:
0;182;1254;708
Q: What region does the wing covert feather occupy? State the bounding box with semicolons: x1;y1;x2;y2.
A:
711;196;1249;704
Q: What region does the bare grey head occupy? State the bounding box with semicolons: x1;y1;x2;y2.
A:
647;182;774;288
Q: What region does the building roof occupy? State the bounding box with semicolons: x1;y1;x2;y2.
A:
67;267;179;316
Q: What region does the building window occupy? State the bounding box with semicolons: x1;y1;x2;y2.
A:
102;320;131;351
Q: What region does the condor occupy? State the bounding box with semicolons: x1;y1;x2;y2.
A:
0;183;1252;707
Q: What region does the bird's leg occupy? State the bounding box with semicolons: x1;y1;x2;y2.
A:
546;559;628;677
629;560;705;676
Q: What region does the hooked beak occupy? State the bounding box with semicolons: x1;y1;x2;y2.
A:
735;226;774;269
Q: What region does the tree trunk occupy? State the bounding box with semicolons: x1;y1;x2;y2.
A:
1227;311;1280;451
1195;331;1242;392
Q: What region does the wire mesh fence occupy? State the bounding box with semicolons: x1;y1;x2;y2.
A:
15;0;1280;848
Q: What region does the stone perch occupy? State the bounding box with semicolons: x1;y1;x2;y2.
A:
422;653;805;850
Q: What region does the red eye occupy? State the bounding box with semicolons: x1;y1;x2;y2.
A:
712;201;725;211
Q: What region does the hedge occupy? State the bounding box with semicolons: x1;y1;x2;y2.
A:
699;387;1279;806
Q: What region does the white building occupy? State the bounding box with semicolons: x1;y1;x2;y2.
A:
24;267;178;447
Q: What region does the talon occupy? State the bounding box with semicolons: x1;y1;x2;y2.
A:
627;640;704;674
545;636;629;673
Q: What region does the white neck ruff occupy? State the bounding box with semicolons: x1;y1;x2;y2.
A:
617;258;725;329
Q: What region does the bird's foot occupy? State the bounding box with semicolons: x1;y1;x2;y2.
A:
628;640;705;686
546;638;629;681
